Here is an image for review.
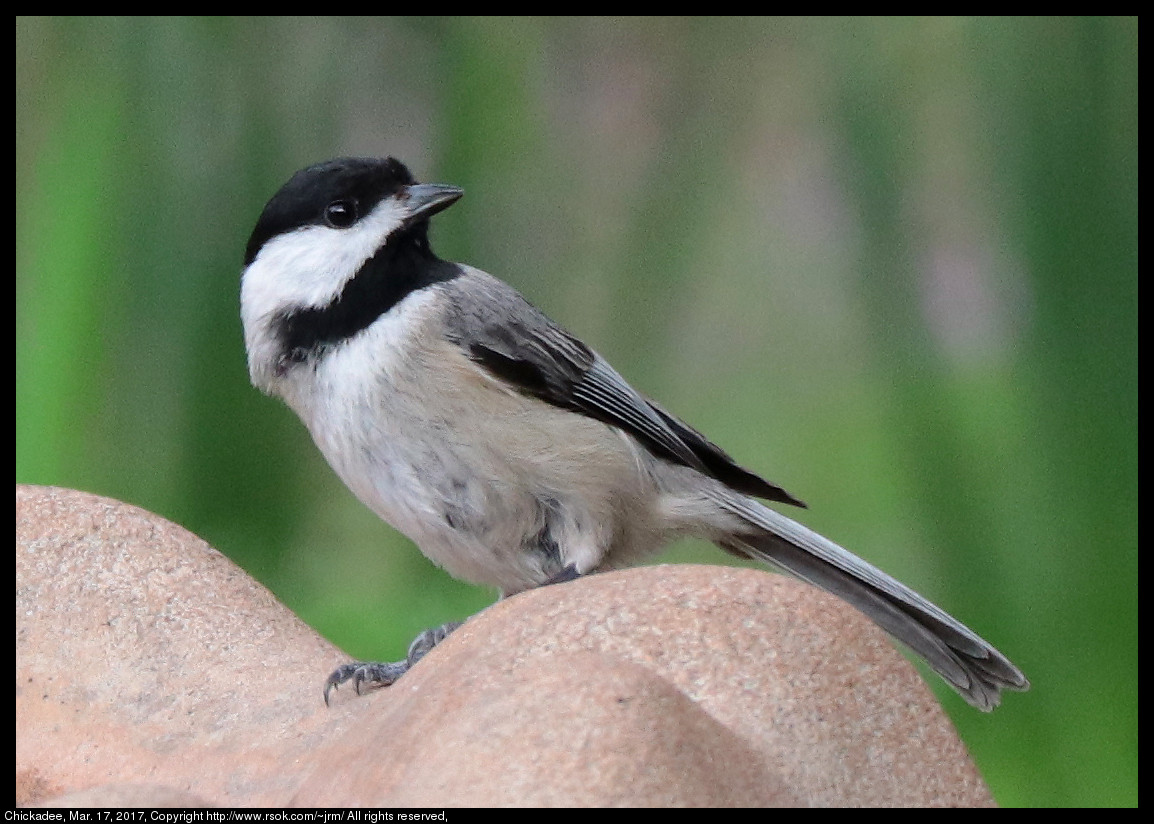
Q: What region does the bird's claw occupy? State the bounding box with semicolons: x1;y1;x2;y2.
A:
323;620;464;705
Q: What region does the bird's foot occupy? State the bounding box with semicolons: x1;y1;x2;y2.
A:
543;563;582;585
323;620;463;705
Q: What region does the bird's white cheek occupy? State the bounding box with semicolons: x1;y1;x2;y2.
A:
240;195;415;389
242;198;411;315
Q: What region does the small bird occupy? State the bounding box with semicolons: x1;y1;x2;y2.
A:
241;157;1029;710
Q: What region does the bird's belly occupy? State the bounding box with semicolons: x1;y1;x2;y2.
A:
303;357;660;593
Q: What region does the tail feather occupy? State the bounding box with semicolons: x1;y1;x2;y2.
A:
716;495;1029;711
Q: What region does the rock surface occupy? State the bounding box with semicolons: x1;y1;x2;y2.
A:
16;484;994;807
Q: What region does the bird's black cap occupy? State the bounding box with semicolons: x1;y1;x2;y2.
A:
245;157;418;267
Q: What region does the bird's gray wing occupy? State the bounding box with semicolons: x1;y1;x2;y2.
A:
440;273;804;507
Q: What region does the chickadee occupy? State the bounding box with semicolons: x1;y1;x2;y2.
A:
241;156;1028;710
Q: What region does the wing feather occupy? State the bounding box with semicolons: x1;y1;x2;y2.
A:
442;273;803;507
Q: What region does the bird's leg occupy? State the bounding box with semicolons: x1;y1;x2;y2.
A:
323;620;463;705
323;565;582;705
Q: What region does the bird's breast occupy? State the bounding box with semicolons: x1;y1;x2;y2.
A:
287;303;660;592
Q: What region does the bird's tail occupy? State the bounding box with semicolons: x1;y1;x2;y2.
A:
713;494;1029;710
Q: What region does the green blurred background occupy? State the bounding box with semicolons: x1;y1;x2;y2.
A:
16;17;1136;806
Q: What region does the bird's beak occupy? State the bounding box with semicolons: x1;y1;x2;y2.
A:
403;183;464;225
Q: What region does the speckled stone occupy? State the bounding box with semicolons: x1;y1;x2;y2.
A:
17;485;994;807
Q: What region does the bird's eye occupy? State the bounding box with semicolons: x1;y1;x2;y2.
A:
325;200;358;228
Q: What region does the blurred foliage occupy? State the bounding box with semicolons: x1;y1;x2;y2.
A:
16;17;1136;806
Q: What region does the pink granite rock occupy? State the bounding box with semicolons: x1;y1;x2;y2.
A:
16;485;994;807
